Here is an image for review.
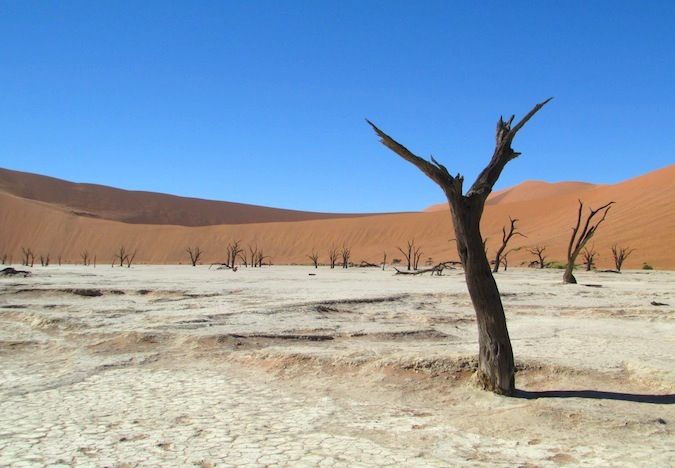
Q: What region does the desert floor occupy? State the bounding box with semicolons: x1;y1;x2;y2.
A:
0;265;673;467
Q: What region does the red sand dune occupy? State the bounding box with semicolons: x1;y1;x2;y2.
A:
1;165;673;269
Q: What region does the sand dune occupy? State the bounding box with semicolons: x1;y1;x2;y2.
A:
0;168;379;226
0;164;673;269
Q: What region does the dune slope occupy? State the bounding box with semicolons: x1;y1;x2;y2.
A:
0;165;673;269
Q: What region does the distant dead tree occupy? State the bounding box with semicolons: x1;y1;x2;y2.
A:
1;253;7;265
564;200;614;284
227;241;244;268
81;250;91;266
186;247;203;267
341;245;351;269
93;255;97;268
368;98;552;395
397;240;417;271
125;250;136;268
493;217;526;273
528;246;547;269
39;253;50;267
308;249;320;268
382;251;387;270
328;246;339;269
254;248;269;267
611;244;634;272
581;245;598;271
21;247;35;267
114;246;130;267
57;255;62;266
499;247;521;272
413;245;423;270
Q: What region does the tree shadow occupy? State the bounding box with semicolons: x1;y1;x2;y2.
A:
514;389;675;404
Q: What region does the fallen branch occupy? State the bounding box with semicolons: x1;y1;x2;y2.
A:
394;261;457;276
1;267;32;277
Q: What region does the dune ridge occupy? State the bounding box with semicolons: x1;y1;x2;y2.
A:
0;164;673;269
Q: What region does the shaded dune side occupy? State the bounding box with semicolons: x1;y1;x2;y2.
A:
1;164;674;269
0;168;386;226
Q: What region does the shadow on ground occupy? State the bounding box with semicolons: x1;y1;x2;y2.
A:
515;389;675;404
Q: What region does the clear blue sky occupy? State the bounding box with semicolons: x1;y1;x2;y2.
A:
1;1;673;212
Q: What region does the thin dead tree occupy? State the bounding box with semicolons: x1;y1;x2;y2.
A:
413;245;423;270
564;200;614;284
328;246;339;269
611;244;634;272
81;250;91;266
368;98;552;395
528;246;547;269
493;217;526;273
382;251;387;270
125;250;137;268
114;246;130;267
39;254;50;267
1;253;7;265
186;247;203;267
581;245;598;271
254;248;268;267
396;240;416;271
227;241;244;269
341;245;351;269
21;247;35;267
308;249;320;268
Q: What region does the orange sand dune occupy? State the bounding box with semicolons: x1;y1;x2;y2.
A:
425;180;596;212
0;168;381;226
0;165;673;269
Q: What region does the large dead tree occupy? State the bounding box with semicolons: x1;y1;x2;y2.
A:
581;245;598;271
564;200;614;284
611;244;634;272
493;217;526;273
368;98;552;395
528;246;547;269
186;247;203;267
308;250;320;268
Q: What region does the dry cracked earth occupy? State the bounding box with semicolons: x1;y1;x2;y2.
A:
0;265;674;466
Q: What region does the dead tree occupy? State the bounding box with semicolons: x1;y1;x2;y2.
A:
57;255;62;266
368;98;552;395
1;253;7;265
413;245;423;270
611;244;634;272
382;251;387;270
227;241;244;269
114;246;130;267
396;240;416;271
528;246;547;269
254;249;269;267
81;250;91;266
186;247;203;266
247;245;258;268
341;245;351;269
493;217;526;273
40;254;50;267
308;250;320;268
21;247;35;267
564;200;614;284
328;246;339;269
581;245;598;271
125;250;137;268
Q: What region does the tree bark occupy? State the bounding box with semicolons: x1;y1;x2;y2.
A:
450;196;515;394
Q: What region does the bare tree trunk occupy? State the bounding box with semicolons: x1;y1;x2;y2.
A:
450;200;515;394
368;98;552;394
